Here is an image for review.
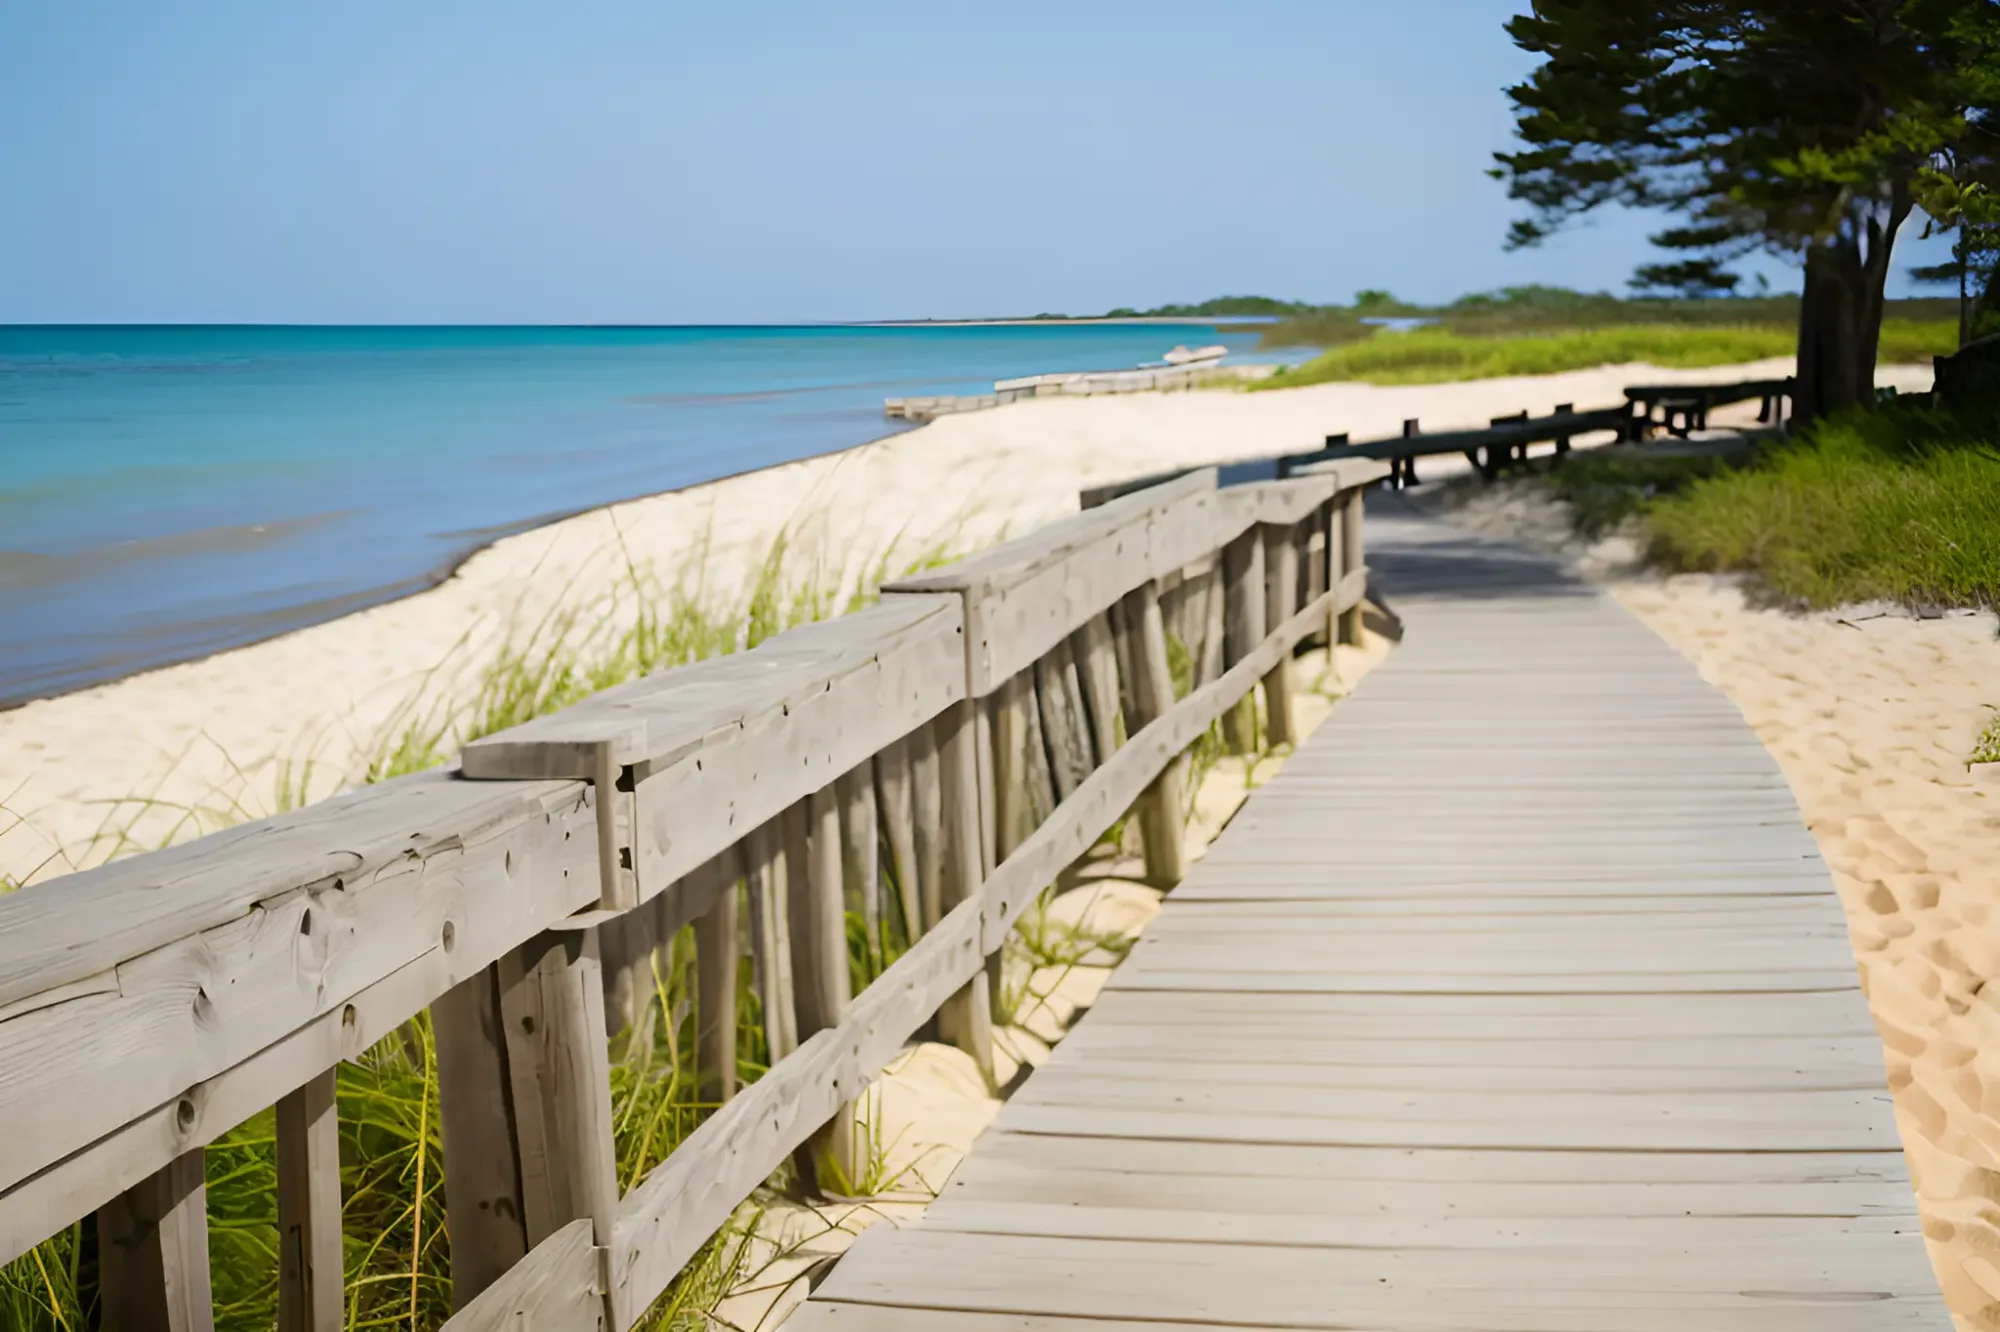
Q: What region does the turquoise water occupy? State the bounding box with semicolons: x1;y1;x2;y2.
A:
0;323;1292;706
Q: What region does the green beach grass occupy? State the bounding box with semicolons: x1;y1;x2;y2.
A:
1547;403;2000;610
1253;319;1957;390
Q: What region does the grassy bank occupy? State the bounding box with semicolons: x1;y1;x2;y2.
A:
1253;319;1956;390
1549;403;2000;609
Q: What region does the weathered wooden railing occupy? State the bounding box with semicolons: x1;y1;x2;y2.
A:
0;458;1385;1329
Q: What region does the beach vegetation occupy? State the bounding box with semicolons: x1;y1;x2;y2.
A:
1550;399;2000;610
1972;712;2000;766
1255;321;1952;390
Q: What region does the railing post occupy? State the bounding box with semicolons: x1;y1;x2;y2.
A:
1220;528;1266;754
275;1069;343;1332
1338;488;1367;647
98;1148;213;1332
1072;614;1122;766
1261;526;1300;747
1122;581;1189;885
909;721;947;934
692;859;740;1105
436;967;531;1308
497;930;620;1249
838;762;883;969
743;820;798;1060
935;700;997;1088
874;737;923;945
788;790;858;1192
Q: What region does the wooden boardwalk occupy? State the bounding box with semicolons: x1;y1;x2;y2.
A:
790;499;1944;1331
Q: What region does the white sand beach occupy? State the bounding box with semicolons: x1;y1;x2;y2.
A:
0;355;1928;885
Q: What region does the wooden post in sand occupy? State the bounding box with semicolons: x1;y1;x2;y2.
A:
1122;582;1189;885
1221;528;1267;753
1261;525;1300;748
935;700;996;1087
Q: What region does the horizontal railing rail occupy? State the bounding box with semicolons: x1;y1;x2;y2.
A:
0;457;1386;1329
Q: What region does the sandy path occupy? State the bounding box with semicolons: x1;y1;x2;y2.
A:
1420;475;1999;1331
3;355;1898;885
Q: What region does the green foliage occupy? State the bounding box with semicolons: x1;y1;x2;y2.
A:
1972;712;2000;765
1258;324;1798;388
1640;403;2000;608
1546;451;1737;538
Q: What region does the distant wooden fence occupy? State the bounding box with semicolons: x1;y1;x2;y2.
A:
0;458;1385;1329
1079;374;1797;502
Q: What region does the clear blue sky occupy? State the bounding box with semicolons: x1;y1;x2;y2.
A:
0;0;1952;324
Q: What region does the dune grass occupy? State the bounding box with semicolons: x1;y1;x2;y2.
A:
1254;320;1957;390
1973;714;2000;766
1641;406;2000;609
1546;402;2000;610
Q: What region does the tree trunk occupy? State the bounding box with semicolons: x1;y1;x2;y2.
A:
1792;188;1910;427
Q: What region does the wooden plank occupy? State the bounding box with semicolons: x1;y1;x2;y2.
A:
838;763;882;967
1072;613;1122;766
97;1148;213;1332
909;721;946;933
463;596;966;909
990;676;1032;861
918;1200;1924;1251
792;786;858;1191
1120;581;1188;885
1338;487;1365;643
886;470;1222;694
1035;639;1094;801
935;700;997;1085
945;1138;1918;1213
0;936;445;1268
438;1218;606;1332
435;965;531;1307
1260;521;1300;746
787;1302;1932;1332
693;866;739;1105
812;1229;1943;1327
275;1070;343;1332
873;737;923;943
1218;526;1265;753
0;771;597;1209
497;931;619;1248
1197;561;1225;688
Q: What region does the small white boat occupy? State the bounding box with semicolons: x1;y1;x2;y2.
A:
1161;344;1228;366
